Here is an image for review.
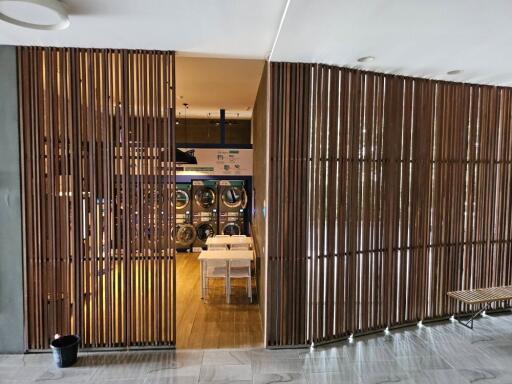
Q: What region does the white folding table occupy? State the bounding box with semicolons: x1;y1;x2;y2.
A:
205;236;253;248
198;249;254;304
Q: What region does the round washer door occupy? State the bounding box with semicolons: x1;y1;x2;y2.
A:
194;187;216;209
222;222;241;236
221;187;247;209
176;224;196;247
176;189;190;210
196;223;216;241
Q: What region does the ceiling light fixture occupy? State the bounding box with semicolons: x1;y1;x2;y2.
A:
447;69;463;75
357;56;375;63
0;0;69;30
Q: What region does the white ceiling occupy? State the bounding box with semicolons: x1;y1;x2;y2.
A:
0;0;511;86
273;0;512;86
0;0;287;58
176;56;264;119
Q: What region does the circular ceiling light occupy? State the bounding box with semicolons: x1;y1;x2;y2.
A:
447;69;463;75
0;0;69;30
357;56;375;63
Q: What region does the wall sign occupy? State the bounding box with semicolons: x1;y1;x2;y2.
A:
177;148;253;176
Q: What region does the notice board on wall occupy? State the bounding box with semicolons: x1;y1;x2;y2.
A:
176;148;253;176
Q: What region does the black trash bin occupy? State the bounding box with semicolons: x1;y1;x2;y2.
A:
50;335;80;368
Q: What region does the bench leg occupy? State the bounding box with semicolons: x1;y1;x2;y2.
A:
455;304;490;329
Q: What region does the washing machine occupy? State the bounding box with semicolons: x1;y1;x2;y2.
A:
175;183;196;250
218;180;247;235
192;180;219;249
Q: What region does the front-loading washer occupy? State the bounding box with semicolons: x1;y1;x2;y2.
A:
218;180;247;236
175;183;195;249
191;180;219;249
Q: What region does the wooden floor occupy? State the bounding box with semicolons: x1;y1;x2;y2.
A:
176;252;263;349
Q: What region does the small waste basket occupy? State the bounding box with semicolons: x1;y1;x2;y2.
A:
50;335;80;368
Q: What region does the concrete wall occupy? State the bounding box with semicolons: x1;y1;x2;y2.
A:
0;45;24;353
251;63;268;336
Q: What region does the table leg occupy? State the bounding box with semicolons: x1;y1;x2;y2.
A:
226;260;230;304
200;260;204;299
248;261;252;303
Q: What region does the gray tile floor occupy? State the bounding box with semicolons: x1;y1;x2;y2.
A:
3;313;512;383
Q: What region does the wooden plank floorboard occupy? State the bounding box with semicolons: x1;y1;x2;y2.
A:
176;252;263;349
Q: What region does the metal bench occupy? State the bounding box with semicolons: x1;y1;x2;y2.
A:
447;286;512;329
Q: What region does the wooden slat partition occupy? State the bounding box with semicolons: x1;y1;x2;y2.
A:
267;62;512;347
267;62;312;346
18;47;176;350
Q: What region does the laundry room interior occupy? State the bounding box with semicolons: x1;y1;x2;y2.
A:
173;56;267;349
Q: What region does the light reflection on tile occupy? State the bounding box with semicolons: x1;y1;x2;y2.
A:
353;360;406;377
384;338;435;357
395;355;451;371
341;345;397;362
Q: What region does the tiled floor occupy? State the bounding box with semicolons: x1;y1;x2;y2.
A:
3;313;512;383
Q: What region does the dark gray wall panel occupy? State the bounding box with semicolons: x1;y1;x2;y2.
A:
0;45;24;353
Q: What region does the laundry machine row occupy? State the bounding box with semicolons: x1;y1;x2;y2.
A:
175;179;248;250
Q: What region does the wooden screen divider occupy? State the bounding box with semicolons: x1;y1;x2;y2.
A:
267;62;512;347
267;63;312;346
18;47;176;350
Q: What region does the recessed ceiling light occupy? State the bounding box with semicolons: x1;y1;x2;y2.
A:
357;56;375;63
447;69;463;75
0;0;69;31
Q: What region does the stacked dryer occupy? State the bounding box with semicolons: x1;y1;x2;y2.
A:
192;180;219;248
175;183;196;250
218;180;247;236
